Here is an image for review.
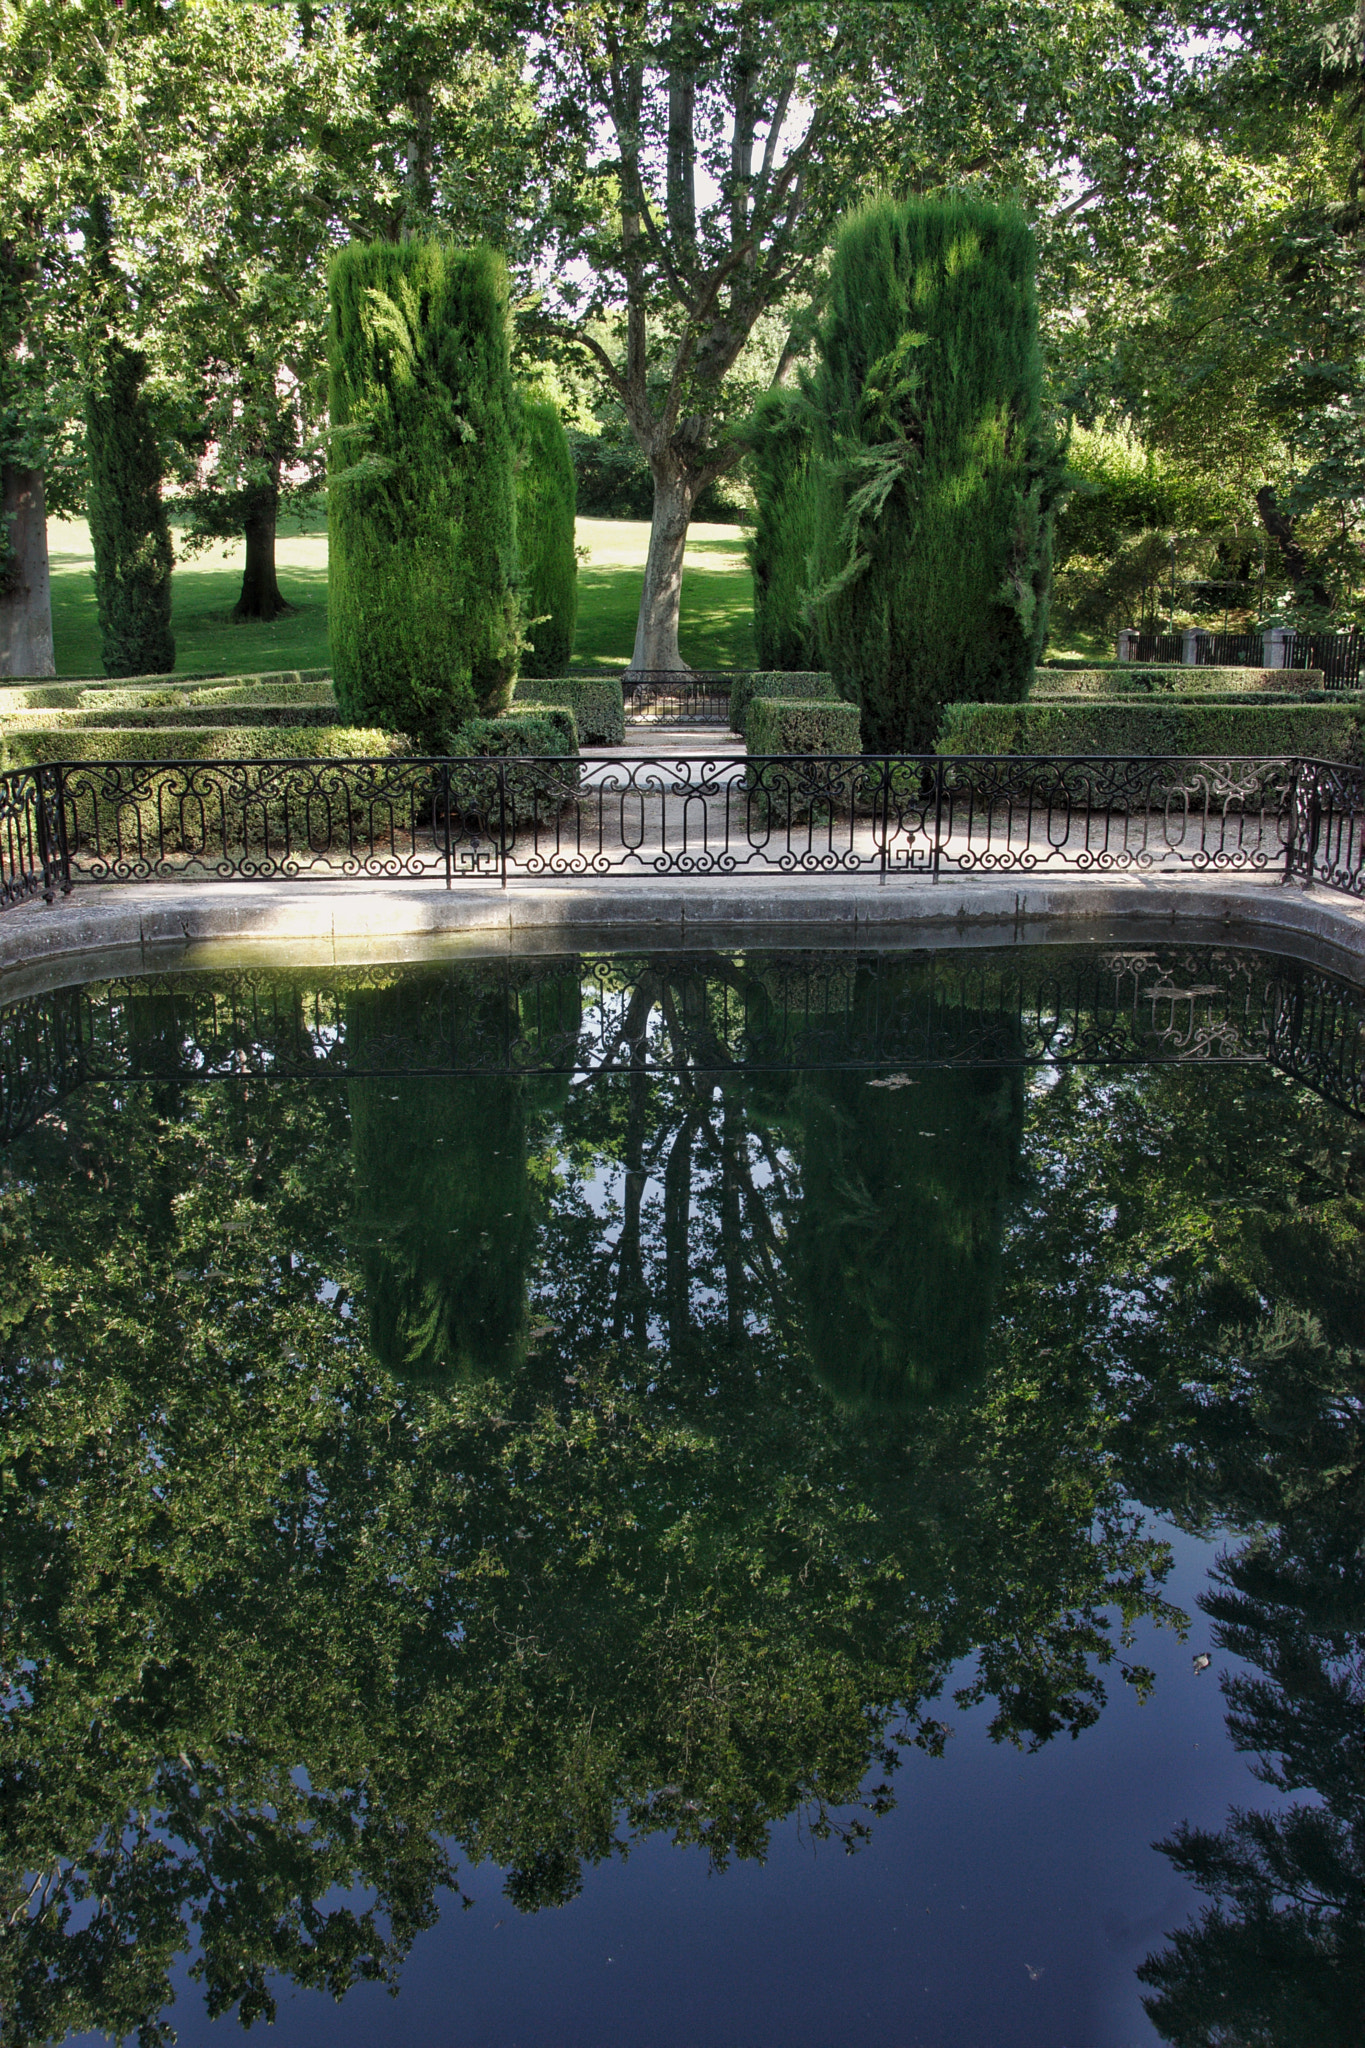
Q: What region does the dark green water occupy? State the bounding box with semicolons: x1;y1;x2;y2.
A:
1;944;1363;2047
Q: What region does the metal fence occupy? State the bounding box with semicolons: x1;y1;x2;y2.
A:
1285;628;1362;688
619;670;736;723
1133;634;1186;662
0;750;1360;901
1193;631;1266;666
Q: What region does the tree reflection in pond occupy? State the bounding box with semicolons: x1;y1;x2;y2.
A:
0;948;1362;2045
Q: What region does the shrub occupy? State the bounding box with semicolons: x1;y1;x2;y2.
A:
937;698;1365;766
1032;666;1325;697
328;239;520;747
511;674;624;744
746;698;862;754
746;385;818;670
729;669;836;736
455;712;576;759
806;196;1064;751
453;710;579;818
517;395;578;676
85;342;176;676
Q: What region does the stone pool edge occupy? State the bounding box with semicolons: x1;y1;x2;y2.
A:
2;873;1365;983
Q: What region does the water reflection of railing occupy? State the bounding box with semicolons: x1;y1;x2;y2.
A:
2;945;1363;1142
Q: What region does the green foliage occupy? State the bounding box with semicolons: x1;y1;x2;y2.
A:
1033;666;1326;697
83;343;175;677
806;196;1064;751
745;697;861;755
517;394;578;677
2;700;339;732
328;239;520;748
746;386;818;670
456;711;576;758
1048;426;1249;640
937;697;1365;764
511;673;624;744
0;723;402;771
728;669;835;736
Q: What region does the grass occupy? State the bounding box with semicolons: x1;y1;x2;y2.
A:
45;512;758;679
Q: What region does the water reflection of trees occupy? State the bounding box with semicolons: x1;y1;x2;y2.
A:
2;953;1363;2043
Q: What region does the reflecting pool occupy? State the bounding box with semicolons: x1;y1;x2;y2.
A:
2;943;1363;2047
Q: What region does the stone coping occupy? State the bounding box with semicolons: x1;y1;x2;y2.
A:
1;873;1364;999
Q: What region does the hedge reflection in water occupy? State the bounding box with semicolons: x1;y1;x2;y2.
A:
0;951;1363;2044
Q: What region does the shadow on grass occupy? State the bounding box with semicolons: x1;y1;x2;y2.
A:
47;520;756;679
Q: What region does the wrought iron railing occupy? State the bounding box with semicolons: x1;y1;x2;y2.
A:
0;750;1359;901
3;944;1363;1143
1286;758;1365;896
618;669;737;723
0;764;62;909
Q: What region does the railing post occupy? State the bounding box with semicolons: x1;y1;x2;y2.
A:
441;758;453;890
1283;759;1302;884
879;757;889;882
34;763;70;901
932;756;945;881
498;759;509;889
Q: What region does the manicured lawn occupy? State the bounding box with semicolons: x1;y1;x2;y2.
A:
46;512;757;678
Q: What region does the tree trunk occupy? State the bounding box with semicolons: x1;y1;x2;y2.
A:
0;464;55;676
1255;485;1330;611
629;462;698;672
232;476;292;622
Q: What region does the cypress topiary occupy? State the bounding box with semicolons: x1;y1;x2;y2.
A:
746;385;818;671
807;196;1065;752
327;239;520;748
85;344;176;677
517;392;578;677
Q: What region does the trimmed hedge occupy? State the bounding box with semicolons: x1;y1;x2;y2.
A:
0;724;404;771
746;698;862;755
511;674;623;745
455;712;576;759
328;239;520;745
1;702;341;732
453;710;579;812
729;670;836;735
1032;666;1325;697
0;669;332;712
937;698;1365;765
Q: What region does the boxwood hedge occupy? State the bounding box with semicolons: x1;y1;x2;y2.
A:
746;697;862;754
510;675;623;745
937;698;1365;764
1032;666;1324;697
729;670;837;735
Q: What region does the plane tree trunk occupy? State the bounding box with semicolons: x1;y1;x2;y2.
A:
232;472;292;623
630;463;699;672
0;463;55;676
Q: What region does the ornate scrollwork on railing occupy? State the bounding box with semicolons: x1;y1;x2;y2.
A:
0;747;1338;895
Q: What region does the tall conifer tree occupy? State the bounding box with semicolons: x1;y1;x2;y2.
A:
807;196;1063;751
517;393;578;677
328;239;520;745
85;341;176;676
